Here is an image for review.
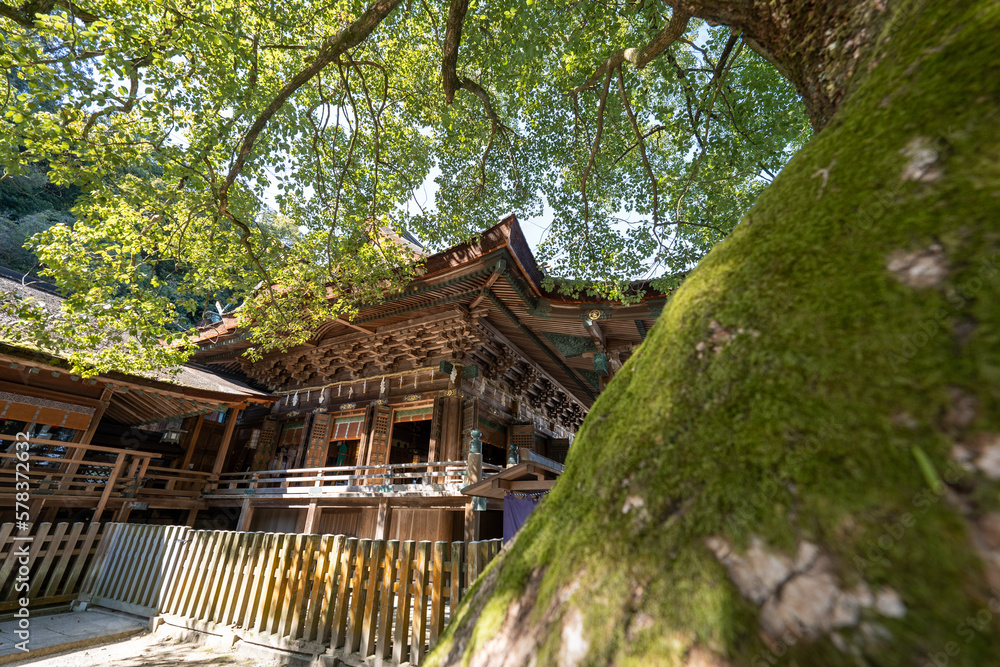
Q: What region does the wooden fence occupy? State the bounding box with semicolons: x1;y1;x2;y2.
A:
0;521;105;612
77;523;190;616
78;523;502;665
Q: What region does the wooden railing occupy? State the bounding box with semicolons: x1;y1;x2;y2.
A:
0;436;211;517
206;461;505;498
78;523;502;665
0;521;106;612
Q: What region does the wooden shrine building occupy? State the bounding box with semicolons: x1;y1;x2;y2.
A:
0;270;276;525
189;215;666;542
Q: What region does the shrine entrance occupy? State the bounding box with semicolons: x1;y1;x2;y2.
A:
389;419;432;465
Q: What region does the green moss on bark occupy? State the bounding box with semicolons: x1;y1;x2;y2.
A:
428;0;1000;664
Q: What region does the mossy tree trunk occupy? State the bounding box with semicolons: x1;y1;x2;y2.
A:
427;0;1000;664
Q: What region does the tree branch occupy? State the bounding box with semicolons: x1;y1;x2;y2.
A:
217;0;404;220
617;67;659;224
441;0;469;103
0;0;54;27
571;9;690;94
579;66;614;228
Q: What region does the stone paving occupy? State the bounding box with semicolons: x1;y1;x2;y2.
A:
0;609;146;664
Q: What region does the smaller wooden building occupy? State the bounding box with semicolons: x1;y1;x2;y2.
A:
0;271;275;525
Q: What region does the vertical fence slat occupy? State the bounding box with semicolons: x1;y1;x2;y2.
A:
244;532;277;632
277;533;306;639
290;534;319;640
191;530;224;621
207;531;240;623
376;540;399;661
429;541;446;644
345;538;370;653
165;528;203;616
318;535;345;645
100;523;138;601
254;532;285;634
117;525;155;604
303;534;331;643
330;537;358;649
392;540;415;665
450;541;465;621
221;532;252;625
360;539;384;657
154;526;191;612
411;541;431;665
181;531;214;618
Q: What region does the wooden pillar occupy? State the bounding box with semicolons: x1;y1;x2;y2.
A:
210;405;243;476
427;398;441;463
464;430;483;543
114;504;132;524
303;500;320;534
375;498;391;540
441;396;463;462
79;387;113;446
62;387;113;488
184;508;199;527
236;498;255;531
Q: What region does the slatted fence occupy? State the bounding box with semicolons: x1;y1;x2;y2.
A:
0;521;105;612
78;523;501;665
77;523;189;616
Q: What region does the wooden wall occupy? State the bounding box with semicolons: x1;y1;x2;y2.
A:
388;508;453;543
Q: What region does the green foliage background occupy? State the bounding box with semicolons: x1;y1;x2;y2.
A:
0;0;808;372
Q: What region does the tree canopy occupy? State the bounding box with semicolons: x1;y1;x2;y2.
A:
0;0;807;372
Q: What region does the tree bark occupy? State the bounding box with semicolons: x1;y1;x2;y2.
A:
427;0;1000;664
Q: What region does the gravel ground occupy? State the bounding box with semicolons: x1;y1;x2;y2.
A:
11;632;281;667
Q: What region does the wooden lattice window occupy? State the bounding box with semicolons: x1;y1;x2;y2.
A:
250;419;278;471
303;414;332;469
548;438;570;464
367;405;393;466
509;424;535;462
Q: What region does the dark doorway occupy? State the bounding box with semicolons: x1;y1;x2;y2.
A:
389;419;432;464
